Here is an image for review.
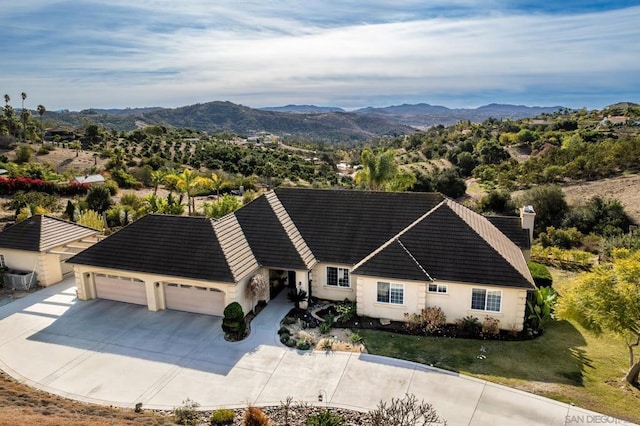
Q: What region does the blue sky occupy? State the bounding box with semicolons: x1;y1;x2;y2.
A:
1;1;639;111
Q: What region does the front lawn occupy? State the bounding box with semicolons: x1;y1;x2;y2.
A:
360;321;638;423
359;270;640;423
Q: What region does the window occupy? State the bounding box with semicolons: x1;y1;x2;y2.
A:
0;254;5;268
327;267;350;287
377;282;404;305
428;283;448;294
471;288;502;312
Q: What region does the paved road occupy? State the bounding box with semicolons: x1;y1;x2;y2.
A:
0;278;630;425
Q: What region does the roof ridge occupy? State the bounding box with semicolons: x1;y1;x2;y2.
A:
396;239;433;281
212;214;259;282
443;199;534;286
265;191;317;269
352;200;445;271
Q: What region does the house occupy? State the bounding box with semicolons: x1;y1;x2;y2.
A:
0;215;100;286
72;174;105;185
68;188;536;331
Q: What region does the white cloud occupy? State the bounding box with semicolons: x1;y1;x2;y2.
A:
2;3;639;109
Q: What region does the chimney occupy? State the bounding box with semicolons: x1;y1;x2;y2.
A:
520;205;536;245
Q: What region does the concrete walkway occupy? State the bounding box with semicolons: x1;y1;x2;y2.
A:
0;278;631;425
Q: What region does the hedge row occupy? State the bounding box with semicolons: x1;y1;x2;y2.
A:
0;177;90;196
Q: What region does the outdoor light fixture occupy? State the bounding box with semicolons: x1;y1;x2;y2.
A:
318;389;327;403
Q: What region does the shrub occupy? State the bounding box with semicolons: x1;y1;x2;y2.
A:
482;317;500;338
57;182;90;196
321;339;333;351
76;209;105;231
456;316;481;337
210;408;235;425
296;339;311;350
15;144;33;163
305;410;345;426
287;288;308;310
525;286;558;332
277;326;290;335
85;185;114;213
335;300;356;323
279;333;290;344
350;332;363;344
173;398;200;426
0;177;56;195
404;307;447;334
243;406;270;426
222;302;247;340
367;393;445;426
319;316;333;335
285;339;297;348
104;179;119;195
110;168;141;189
527;261;553;287
8;191;60;212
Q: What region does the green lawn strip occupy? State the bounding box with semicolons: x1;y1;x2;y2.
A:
359;319;639;423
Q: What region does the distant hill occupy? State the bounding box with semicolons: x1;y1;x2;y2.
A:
44;100;565;142
353;103;564;128
260;105;345;114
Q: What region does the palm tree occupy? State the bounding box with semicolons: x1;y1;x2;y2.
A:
355;148;399;191
37;104;46;143
210;172;223;197
20;92;27;142
150;169;166;196
164;168;212;215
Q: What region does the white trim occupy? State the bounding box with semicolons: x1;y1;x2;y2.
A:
376;281;404;305
326;266;350;288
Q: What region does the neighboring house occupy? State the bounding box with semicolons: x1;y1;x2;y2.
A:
68;188;537;331
72;174;105;185
0;215;100;286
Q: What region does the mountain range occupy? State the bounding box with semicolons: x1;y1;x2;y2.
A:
47;101;564;142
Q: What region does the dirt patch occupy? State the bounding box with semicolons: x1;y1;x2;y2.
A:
561;174;640;223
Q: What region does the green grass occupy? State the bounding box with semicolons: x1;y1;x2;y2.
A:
359;268;640;423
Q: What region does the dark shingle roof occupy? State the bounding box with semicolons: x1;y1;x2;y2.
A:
354;203;534;288
486;216;530;249
68;215;235;282
275;188;444;264
0;215;97;252
351;240;430;282
234;196;307;270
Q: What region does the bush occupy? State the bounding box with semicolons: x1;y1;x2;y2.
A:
404;307;446;335
104;179;119;195
305;410;345;426
277;326;290;336
335;300;356;323
367;393;444;426
285;339;297;348
296;339;311;350
85;185;114;213
456;316;481;337
222;302;247;340
279;333;290;344
8;191;60;212
319;316;333;334
350;332;363;344
243;406;270;426
210;408;235;425
527;261;553;287
110;168;141;189
482;317;500;337
173;398;200;426
0;177;55;195
15;144;33;163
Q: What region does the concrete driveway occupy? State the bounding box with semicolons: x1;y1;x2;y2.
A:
0;278;629;425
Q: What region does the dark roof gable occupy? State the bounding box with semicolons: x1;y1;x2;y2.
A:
0;215;97;252
68;215;235;282
274;188;444;264
486;216;530;249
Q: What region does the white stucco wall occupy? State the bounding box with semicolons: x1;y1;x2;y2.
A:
0;248;64;287
73;264;257;316
425;280;528;331
353;274;528;331
355;275;426;322
310;262;356;302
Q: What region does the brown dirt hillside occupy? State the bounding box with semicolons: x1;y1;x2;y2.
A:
562;174;640;223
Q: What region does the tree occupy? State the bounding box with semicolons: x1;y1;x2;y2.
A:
76;209;105;231
20;92;27;142
367;393;445;426
246;273;268;314
221;302;247;340
203;193;242;218
37;104;46;143
355;148;415;192
15;144;33;163
210;171;223;196
516;185;568;235
150;169;166;196
164;168;212;215
85;185;114;213
557;249;640;384
69;141;82;157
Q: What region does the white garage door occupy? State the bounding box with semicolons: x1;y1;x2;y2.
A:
94;274;147;306
164;283;224;316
